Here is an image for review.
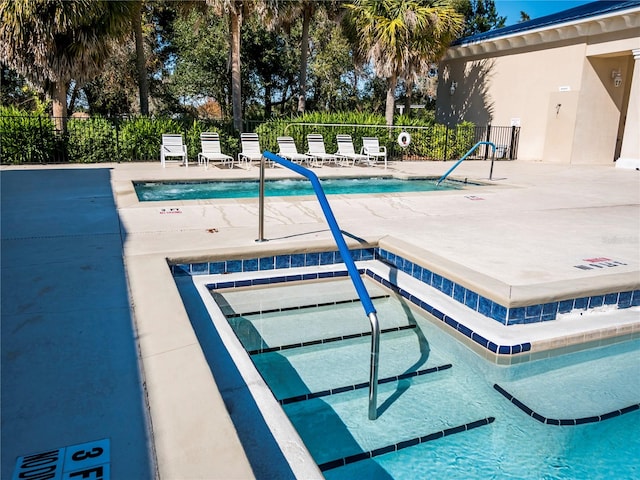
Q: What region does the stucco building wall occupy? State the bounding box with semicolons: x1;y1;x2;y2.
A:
436;4;640;166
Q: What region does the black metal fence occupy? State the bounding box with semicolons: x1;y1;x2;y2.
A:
0;115;519;164
265;122;519;162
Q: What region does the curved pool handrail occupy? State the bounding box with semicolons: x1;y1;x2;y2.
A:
260;151;380;420
436;141;497;186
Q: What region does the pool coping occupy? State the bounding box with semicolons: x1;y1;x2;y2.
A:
180;258;640;362
168;240;640;327
127;159;637;479
114;171;499;209
188;274;325;480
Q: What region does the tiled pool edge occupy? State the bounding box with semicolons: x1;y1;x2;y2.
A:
201;266;534;358
170;247;640;326
170;248;639;359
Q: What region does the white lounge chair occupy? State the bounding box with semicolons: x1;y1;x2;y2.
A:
161;134;187;167
277;136;319;167
361;136;387;169
237;133;262;169
198;132;234;169
335;134;370;166
307;134;347;166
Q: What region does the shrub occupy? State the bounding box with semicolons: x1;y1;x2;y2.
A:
0;106;57;164
119;117;184;161
67;117;118;163
453;121;476;158
186;119;238;160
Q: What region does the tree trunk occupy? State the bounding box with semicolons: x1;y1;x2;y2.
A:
385;74;397;126
404;78;413;115
297;4;312;114
133;1;149;115
265;83;272;118
68;82;79;114
230;6;243;132
52;81;68;133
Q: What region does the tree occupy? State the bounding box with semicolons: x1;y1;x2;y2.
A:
132;1;150;115
262;0;344;114
344;0;464;126
519;11;531;23
455;0;506;37
171;8;231;116
0;0;133;131
81;2;176;117
82;40;137;116
307;9;367;112
242;16;298;118
206;0;260;132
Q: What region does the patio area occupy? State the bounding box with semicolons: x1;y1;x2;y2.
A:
2;158;639;478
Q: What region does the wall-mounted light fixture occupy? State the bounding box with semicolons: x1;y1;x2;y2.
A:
450;81;457;95
612;69;623;88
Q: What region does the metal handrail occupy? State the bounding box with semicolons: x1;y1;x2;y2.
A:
257;151;380;420
436;141;497;185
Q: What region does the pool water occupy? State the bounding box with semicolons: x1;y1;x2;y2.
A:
134;177;463;201
213;277;640;479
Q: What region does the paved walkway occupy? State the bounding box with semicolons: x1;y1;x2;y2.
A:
2;159;639;479
1;168;154;479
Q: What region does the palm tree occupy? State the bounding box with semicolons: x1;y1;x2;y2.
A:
0;0;133;132
206;0;259;132
132;0;150;115
344;0;463;125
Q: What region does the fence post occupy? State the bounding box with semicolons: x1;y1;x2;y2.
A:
115;119;121;163
509;126;517;160
443;125;449;161
483;124;492;160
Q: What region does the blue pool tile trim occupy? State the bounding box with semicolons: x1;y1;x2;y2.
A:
364;270;532;355
375;248;639;325
494;384;640;425
170;247;639;327
206;269;351;290
317;417;495;472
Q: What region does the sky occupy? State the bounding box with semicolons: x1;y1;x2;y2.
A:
494;0;594;25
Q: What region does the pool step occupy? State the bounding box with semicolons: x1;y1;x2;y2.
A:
494;384;640;425
252;328;446;401
228;295;414;354
318;416;495;472
279;363;452;405
214;276;389;317
283;371;497;468
247;323;416;355
224;294;391;319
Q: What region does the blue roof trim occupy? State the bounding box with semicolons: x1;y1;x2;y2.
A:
452;0;640;46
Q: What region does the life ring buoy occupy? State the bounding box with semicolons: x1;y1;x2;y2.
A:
397;131;411;147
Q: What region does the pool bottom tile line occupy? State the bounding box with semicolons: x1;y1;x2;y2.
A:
224;293;391;319
246;323;416;355
278;363;453;405
493;384;640;425
317;416;496;472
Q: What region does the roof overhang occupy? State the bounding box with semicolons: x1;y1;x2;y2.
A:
443;6;640;60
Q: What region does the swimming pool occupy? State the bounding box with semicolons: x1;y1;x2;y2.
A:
183;263;640;479
134;177;466;201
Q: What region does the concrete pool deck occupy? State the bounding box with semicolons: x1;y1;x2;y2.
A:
1;158;639;478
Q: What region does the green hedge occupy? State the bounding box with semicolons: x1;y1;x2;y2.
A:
0;107;478;164
255;113;476;161
0;106;59;164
